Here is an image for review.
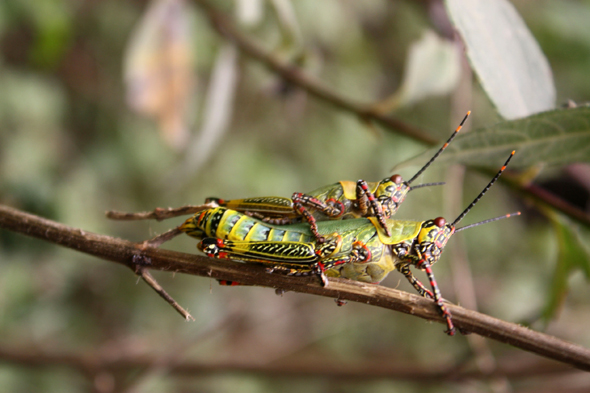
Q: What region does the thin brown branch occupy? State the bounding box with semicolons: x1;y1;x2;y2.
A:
522;182;590;226
2;204;590;372
0;344;580;382
191;0;590;229
106;204;213;221
137;265;195;321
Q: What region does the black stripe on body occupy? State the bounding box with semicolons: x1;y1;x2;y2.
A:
209;208;226;237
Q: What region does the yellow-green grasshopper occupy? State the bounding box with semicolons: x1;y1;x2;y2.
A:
206;112;470;241
180;151;519;335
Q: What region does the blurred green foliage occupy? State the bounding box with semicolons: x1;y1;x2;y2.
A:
1;0;590;391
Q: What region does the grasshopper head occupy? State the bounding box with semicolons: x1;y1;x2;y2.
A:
415;217;455;267
375;174;410;217
413;150;518;269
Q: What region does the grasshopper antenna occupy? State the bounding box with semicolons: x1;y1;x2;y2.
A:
455;212;521;233
451;150;516;228
411;181;445;189
407;111;470;185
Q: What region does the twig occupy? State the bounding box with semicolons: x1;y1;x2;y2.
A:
135;260;195;321
191;0;590;229
1;204;590;371
106;204;214;221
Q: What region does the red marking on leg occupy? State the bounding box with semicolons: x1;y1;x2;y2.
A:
295;203;324;242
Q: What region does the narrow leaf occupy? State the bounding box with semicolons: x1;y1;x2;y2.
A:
395;107;590;171
374;31;461;111
445;0;556;119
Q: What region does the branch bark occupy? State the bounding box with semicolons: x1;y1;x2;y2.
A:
1;204;590;372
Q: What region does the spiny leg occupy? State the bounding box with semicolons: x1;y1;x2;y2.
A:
286;256;353;287
420;261;455;336
355;180;391;236
398;265;434;299
291;193;345;242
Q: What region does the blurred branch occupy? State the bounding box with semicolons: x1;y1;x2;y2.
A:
191;0;437;145
2;204;590;372
0;344;580;383
192;0;590;228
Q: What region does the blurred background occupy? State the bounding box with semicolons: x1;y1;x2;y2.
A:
1;0;590;391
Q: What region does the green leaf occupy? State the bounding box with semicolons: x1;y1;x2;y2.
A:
542;214;590;322
445;0;555;119
395;107;590;171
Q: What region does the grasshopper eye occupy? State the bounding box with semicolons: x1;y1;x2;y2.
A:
390;174;403;184
434;217;446;227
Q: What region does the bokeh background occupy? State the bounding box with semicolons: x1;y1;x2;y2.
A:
1;0;590;391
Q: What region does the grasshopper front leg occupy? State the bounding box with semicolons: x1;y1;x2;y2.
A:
393;242;454;335
355;180;392;237
291;193;345;243
397;264;434;299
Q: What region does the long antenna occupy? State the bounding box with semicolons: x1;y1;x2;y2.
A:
451;150;515;228
455;212;521;233
411;181;445;190
407;111;470;185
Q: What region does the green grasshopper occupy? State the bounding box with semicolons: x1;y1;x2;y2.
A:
206;112;470;241
180;151;518;335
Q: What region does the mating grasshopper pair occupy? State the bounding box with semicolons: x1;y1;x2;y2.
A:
179;151;518;335
111;112;519;335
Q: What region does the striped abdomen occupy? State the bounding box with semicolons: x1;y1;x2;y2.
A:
180;207;314;243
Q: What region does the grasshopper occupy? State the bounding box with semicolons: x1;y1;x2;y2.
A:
180;151;519;335
206;112;471;241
